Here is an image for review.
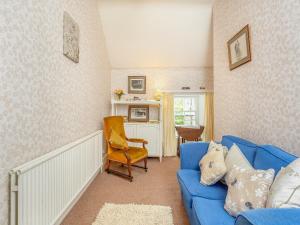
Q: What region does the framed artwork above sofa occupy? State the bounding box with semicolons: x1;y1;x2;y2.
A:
227;25;251;70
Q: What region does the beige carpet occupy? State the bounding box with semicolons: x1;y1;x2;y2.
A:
61;157;189;225
92;203;174;225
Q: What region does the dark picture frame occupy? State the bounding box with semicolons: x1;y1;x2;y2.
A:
227;25;251;70
128;76;146;94
128;105;149;122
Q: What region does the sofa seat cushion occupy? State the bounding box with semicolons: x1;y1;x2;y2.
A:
177;169;227;208
192;197;235;225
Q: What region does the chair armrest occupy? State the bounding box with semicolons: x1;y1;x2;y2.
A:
235;208;300;225
180;142;209;170
126;138;148;144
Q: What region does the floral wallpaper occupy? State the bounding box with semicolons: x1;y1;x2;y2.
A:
213;0;300;155
0;1;111;224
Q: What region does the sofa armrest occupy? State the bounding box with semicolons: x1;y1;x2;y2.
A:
235;208;300;225
180;142;209;170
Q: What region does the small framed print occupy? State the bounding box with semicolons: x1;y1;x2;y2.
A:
128;76;146;94
63;12;80;63
128;105;149;122
227;25;251;70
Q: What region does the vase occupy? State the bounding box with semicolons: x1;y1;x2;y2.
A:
116;95;122;101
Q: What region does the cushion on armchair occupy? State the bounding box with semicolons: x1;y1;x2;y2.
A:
109;129;128;149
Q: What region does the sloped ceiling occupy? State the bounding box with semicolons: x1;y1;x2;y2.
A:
98;0;213;68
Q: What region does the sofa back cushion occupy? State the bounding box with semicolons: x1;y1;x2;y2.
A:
221;135;257;165
254;145;297;174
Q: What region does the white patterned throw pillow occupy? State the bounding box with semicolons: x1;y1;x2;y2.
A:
223;144;253;184
225;144;253;173
267;158;300;208
208;141;228;157
224;165;275;217
199;141;228;185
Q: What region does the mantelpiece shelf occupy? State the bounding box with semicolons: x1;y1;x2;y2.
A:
111;99;161;106
125;121;160;124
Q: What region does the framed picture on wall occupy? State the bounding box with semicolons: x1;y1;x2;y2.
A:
227;25;251;70
128;105;149;122
128;76;146;94
63;12;80;63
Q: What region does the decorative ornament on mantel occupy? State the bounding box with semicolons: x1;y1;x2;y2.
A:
154;89;163;101
114;89;125;100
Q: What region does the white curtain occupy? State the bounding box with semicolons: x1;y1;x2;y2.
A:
162;93;177;156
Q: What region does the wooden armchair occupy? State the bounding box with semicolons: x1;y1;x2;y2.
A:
103;116;148;182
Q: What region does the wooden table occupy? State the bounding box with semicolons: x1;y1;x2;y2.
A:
175;126;205;156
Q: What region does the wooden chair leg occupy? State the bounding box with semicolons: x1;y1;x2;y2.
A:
177;136;180;157
127;161;133;182
144;158;148;172
106;160;111;173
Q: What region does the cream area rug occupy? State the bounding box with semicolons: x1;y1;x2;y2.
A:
92;203;174;225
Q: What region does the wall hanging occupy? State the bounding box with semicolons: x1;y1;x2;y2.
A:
227;25;251;70
128;105;149;122
63;12;80;63
128;76;146;94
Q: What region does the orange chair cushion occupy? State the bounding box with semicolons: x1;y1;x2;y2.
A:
108;147;148;164
109;129;128;150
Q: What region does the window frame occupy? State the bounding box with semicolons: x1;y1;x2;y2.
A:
173;94;200;127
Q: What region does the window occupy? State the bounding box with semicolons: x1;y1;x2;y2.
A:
174;95;204;126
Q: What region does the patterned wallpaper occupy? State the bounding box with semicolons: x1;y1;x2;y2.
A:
0;1;111;224
111;67;213;99
213;0;300;155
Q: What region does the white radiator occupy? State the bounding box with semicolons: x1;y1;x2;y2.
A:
10;130;103;225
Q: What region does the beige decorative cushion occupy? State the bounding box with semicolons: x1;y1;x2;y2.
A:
223;144;253;183
267;158;300;208
224;165;275;217
199;141;227;185
208;141;228;157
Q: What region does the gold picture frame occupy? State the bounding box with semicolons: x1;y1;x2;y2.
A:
128;105;149;122
128;76;146;94
227;25;251;70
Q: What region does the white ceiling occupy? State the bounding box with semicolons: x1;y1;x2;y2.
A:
98;0;213;68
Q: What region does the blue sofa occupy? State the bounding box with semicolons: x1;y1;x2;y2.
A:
177;135;300;225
